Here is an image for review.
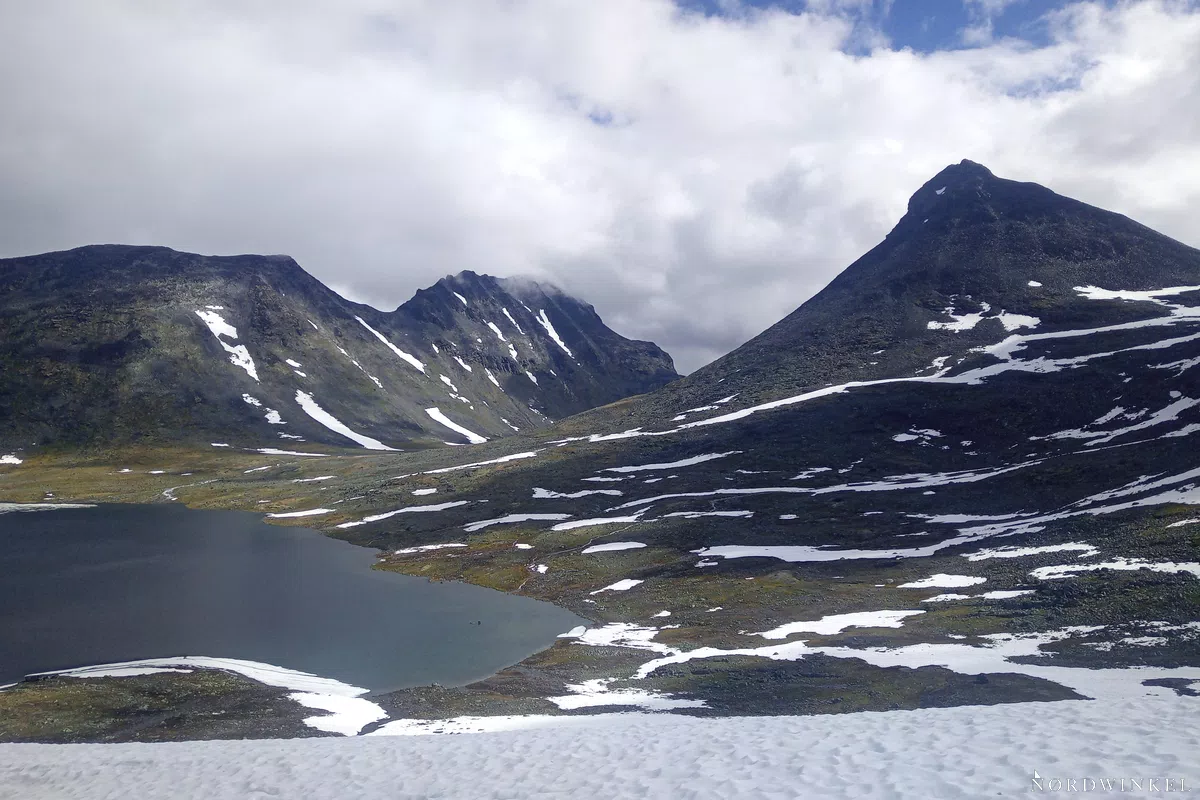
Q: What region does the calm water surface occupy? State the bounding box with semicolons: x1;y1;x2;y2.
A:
0;504;583;692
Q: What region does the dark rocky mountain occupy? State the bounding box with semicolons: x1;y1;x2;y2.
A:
0;246;677;452
558;159;1200;432
393;271;678;420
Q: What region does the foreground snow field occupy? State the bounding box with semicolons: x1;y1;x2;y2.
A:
3;695;1196;799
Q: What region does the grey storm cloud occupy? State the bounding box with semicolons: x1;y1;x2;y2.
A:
2;0;1199;372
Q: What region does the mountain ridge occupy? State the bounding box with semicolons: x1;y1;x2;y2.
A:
0;245;678;452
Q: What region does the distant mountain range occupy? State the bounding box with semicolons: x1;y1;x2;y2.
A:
0;247;677;451
2;160;1199;731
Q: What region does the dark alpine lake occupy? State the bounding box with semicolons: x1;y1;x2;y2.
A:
0;504;584;692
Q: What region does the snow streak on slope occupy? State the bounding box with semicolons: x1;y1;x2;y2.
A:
267;508;334;518
425;408;488;445
963;543;1099;561
590;579;643;594
691;538;983;563
1029;558;1200;580
354;316;426;373
748;610;925;639
1074;284;1200;304
607;460;1046;510
897;574;987;589
194;309;259;381
335;345;383;388
337;501;472;529
294;391;396;451
532;487;622;499
421;452;539;476
462;514;572;532
581;542;647;554
536;309;574;358
393;543;468;555
677;468;1200;564
502;308;524;334
1030;395;1200;445
601;452;741;473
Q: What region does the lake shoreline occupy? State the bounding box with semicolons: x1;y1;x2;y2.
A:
0;495;593;741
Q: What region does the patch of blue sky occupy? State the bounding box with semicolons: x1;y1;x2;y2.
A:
673;0;1080;52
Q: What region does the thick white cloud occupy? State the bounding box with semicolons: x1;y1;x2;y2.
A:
1;0;1198;371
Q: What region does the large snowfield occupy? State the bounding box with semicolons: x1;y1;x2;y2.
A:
2;695;1196;798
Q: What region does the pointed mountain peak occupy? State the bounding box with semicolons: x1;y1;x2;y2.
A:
626;161;1200;419
905;159;999;214
935;158;995;182
895;159;1076;236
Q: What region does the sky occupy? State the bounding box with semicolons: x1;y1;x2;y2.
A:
1;1;1198;373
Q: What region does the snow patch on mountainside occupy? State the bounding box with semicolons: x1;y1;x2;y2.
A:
1074;284;1200;304
354;316;425;373
462;514;572;532
536;309;574;358
898;574;987;589
267;508;334;518
423;451;538;475
295;391;396;451
590;579;644;594
533;487;623;499
424;407;488;444
502;307;524;334
195;309;259;381
749;610;925;640
602;452;741;474
926;300;1039;333
337;501;472;529
581;542;647;554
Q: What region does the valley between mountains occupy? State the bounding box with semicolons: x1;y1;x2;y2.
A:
2;160;1198;740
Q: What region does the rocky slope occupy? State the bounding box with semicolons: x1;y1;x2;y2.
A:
0;247;677;453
